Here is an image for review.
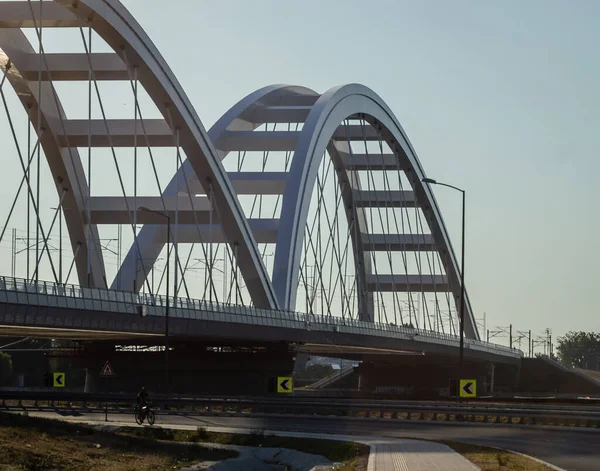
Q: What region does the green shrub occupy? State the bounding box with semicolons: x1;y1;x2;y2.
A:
196;426;209;439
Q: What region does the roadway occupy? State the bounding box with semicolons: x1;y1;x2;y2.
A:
31;411;600;471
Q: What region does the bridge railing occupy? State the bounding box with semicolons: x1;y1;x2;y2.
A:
0;276;521;359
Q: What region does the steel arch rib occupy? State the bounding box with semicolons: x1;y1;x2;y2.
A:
56;0;280;309
0;28;106;288
114;84;317;301
273;84;479;339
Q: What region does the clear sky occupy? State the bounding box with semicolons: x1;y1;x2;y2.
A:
117;0;600;340
0;0;598;344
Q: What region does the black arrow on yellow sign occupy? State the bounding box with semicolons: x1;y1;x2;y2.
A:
462;382;474;395
53;372;65;388
277;376;293;393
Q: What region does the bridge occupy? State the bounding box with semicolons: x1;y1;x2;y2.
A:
0;0;523;394
0;276;519;363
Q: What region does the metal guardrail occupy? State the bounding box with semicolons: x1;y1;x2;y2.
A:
1;391;600;408
2;392;599;429
0;276;522;359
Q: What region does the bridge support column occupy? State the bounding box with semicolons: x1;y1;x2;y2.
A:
84;368;96;393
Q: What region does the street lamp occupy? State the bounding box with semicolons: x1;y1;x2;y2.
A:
139;206;171;394
421;177;466;395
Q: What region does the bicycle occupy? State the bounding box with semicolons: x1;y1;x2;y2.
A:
133;404;155;426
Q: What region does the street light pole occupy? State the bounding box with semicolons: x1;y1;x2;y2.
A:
139;207;170;394
422;177;466;395
165;215;170;394
459;187;465;378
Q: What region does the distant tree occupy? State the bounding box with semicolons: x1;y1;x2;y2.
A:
0;352;13;386
556;331;600;369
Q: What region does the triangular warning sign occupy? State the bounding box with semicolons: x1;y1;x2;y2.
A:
100;361;115;377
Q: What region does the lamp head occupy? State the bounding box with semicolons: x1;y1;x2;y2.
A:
421;178;437;185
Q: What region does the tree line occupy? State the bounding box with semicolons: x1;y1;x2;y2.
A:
556;331;600;369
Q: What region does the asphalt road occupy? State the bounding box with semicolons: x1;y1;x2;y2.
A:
35;411;600;471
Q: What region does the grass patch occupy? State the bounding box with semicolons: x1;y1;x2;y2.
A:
441;441;554;471
0;412;236;470
117;426;369;470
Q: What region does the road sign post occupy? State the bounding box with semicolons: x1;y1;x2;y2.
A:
459;379;476;398
277;376;293;394
100;361;115;377
53;372;65;388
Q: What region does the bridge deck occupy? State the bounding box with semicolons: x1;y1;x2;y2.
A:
0;277;521;363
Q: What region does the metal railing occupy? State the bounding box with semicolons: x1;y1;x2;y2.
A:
0;276;522;359
1;391;598;429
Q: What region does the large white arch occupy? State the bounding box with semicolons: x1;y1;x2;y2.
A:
0;0;279;309
59;0;279;309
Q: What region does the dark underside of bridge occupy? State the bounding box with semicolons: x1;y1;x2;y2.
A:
4;334;600;396
0;301;524;395
74;339;295;395
0;334;516;396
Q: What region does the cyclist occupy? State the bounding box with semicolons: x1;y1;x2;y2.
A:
136;386;150;421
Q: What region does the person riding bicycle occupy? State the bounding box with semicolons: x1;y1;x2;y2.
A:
136;386;150;421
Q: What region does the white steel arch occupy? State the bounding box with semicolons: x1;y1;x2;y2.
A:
272;84;479;339
0;1;278;309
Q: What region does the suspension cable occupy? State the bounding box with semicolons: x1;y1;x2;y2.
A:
26;0;93;285
79;28;152;294
0;84;58;283
0;140;40;244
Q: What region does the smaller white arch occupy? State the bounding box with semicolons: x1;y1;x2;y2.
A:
272;84;479;339
114;84;318;306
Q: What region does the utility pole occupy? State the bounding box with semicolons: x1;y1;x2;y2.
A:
139;207;171;394
546;328;552;357
483;312;486;339
11;228;16;278
476;313;487;341
421;177;467;395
